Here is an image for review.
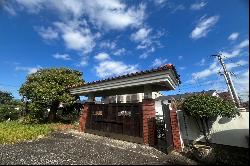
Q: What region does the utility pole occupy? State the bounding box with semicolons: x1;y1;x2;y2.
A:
212;53;241;108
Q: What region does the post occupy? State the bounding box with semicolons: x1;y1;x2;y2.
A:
144;85;153;99
87;94;95;102
217;55;241;107
142;85;157;146
79;94;95;132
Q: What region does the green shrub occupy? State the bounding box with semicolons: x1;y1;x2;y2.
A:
0;104;20;122
182;94;239;119
182;94;239;143
27;102;48;123
18;115;40;124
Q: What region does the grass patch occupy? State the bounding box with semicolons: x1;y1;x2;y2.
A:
0;121;58;144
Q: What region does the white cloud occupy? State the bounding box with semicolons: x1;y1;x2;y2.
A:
95;60;138;78
77;56;89;67
171;4;185;13
221;39;249;58
15;65;42;74
190;15;219;40
178;56;183;60
139;47;155;59
62;31;93;52
3;2;17;16
52;53;71;60
113;48;126;56
131;28;165;58
228;32;239;41
35;26;59;40
131;28;151;42
236;39;249;49
221;49;241;59
195;58;206;66
234;69;249;101
54;21;96;53
152;58;167;67
99;41;116;50
8;0;147;30
191;59;248;80
76;1;146;30
15;0;44;13
153;0;168;7
5;0;147;56
226;60;248;69
190;1;207;10
94;53;110;61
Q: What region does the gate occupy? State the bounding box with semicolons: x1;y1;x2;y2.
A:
85;103;143;143
156;103;173;153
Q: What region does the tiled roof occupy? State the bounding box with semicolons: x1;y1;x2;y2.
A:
68;64;181;89
155;90;217;101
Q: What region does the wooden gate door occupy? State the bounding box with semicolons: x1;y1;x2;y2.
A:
156;102;173;153
85;103;143;143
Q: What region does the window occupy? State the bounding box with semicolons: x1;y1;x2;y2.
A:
126;95;131;103
109;96;116;103
117;95;124;103
131;94;138;102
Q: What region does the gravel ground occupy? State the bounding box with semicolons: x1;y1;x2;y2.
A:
0;130;198;165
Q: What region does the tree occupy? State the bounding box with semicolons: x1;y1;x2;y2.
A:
182;94;239;143
0;91;24;122
19;68;84;122
0;90;13;104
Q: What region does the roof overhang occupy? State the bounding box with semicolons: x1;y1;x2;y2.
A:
69;69;179;97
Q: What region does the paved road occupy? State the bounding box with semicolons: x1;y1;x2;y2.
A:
0;131;197;165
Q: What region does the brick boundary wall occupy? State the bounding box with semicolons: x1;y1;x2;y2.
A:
142;99;157;146
170;109;182;151
79;102;92;132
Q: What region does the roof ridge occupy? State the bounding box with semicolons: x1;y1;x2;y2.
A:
67;63;180;89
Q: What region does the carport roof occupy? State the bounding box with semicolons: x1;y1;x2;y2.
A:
68;64;181;96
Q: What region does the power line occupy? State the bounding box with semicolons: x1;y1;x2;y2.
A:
212;53;241;107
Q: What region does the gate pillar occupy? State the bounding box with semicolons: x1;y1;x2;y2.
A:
79;102;93;132
142;99;157;146
170;108;182;151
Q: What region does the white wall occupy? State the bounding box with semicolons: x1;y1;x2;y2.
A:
177;110;249;148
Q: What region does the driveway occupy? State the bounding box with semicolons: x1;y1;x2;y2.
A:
0;130;197;165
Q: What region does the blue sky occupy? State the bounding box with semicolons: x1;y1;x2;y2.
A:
0;0;249;101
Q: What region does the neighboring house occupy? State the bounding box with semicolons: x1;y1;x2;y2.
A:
155;90;218;117
101;92;162;104
217;91;233;102
156;90;218;104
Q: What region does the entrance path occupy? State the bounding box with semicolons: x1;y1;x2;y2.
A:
0;130;198;165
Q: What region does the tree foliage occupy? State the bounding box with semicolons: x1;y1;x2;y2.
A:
0;91;13;104
182;94;239;119
0;91;24;122
182;94;239;143
19;68;84;122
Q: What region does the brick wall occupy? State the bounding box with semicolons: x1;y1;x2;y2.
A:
79;102;92;132
142;99;157;146
170;109;182;151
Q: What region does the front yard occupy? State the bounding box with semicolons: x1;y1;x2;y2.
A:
0;130;198;165
0;121;76;144
0;121;55;144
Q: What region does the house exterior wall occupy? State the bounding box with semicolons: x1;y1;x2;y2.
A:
102;92;162;104
177;110;249;148
155;97;249;148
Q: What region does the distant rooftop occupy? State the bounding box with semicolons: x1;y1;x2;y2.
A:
156;90;217;101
